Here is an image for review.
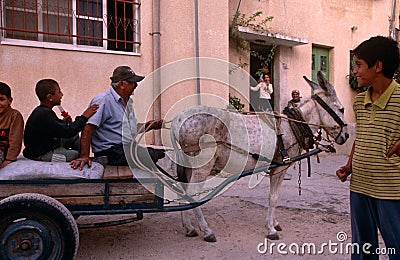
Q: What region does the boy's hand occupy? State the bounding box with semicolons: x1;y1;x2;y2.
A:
63;115;73;124
336;165;351;182
82;104;99;119
387;140;400;158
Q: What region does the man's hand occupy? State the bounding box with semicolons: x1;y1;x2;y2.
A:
70;156;92;170
387;140;400;158
145;119;163;131
336;165;351;182
0;160;13;169
72;124;96;170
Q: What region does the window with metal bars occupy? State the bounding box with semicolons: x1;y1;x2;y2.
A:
0;0;141;53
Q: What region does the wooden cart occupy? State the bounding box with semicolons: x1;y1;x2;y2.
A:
0;148;323;259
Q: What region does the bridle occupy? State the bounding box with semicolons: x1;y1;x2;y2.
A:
311;94;347;142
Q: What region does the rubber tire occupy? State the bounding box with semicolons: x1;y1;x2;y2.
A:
0;193;79;260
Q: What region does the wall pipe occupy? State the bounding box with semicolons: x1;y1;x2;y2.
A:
390;0;397;39
195;0;201;105
152;0;161;145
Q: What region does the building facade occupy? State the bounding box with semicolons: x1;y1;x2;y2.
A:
1;0;399;153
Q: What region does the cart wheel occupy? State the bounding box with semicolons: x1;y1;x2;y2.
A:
0;193;79;260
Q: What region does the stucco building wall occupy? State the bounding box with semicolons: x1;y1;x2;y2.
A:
0;1;229;124
1;0;398;154
229;0;397;122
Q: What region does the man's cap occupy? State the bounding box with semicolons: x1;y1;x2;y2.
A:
110;66;144;83
292;89;300;94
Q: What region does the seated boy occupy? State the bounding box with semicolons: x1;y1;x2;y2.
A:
0;82;24;168
23;79;98;162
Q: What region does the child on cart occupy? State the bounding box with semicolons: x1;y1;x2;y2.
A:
0;82;24;168
23;79;98;162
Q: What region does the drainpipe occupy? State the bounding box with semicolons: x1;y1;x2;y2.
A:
391;0;397;39
195;0;201;105
152;0;161;145
234;0;242;21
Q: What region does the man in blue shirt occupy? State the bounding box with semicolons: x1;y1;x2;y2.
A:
70;66;164;170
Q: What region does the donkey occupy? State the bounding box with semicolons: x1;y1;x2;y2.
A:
169;71;349;242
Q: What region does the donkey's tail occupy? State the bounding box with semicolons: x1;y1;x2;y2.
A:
170;120;189;184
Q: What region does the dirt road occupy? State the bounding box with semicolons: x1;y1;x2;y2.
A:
75;155;387;260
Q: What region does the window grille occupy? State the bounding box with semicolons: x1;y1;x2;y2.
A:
0;0;141;53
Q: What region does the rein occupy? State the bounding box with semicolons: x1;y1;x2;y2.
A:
161;95;345;159
311;94;347;141
243;111;342;130
139;96;345;180
311;94;346;128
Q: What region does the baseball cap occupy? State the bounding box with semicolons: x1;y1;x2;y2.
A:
110;66;144;83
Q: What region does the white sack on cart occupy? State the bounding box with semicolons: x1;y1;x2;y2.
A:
0;157;104;180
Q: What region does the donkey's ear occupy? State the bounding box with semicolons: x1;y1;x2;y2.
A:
317;71;336;95
303;75;320;91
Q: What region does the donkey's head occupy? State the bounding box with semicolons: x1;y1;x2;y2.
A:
303;71;349;145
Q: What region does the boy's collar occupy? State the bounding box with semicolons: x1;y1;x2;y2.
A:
364;80;398;109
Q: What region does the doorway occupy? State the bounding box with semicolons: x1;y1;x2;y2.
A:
312;46;330;82
249;43;274;112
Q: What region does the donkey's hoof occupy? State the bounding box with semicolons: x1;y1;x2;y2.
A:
204;234;217;242
186;229;199;237
267;233;280;240
275;224;282;231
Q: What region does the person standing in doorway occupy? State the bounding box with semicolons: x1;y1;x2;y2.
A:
258;65;270;82
251;74;273;111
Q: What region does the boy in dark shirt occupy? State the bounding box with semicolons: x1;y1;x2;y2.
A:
0;82;24;168
23;79;98;162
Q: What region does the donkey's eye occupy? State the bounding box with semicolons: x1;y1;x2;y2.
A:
339;108;344;114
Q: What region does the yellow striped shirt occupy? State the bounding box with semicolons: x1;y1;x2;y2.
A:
350;80;400;199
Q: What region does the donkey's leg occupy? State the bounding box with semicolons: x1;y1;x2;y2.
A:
187;158;218;242
266;169;286;240
181;210;199;237
193;206;217;242
178;166;199;237
179;161;217;241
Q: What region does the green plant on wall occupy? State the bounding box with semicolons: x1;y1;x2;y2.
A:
394;69;400;84
229;10;276;109
227;94;245;112
230;10;276;76
230;11;273;52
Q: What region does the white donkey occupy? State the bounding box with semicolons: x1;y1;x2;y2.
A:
169;71;349;242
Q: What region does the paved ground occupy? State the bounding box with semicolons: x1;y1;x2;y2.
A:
76;153;394;259
77;129;385;259
222;153;351;215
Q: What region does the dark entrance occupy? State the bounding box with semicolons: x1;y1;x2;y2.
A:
249;43;274;112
